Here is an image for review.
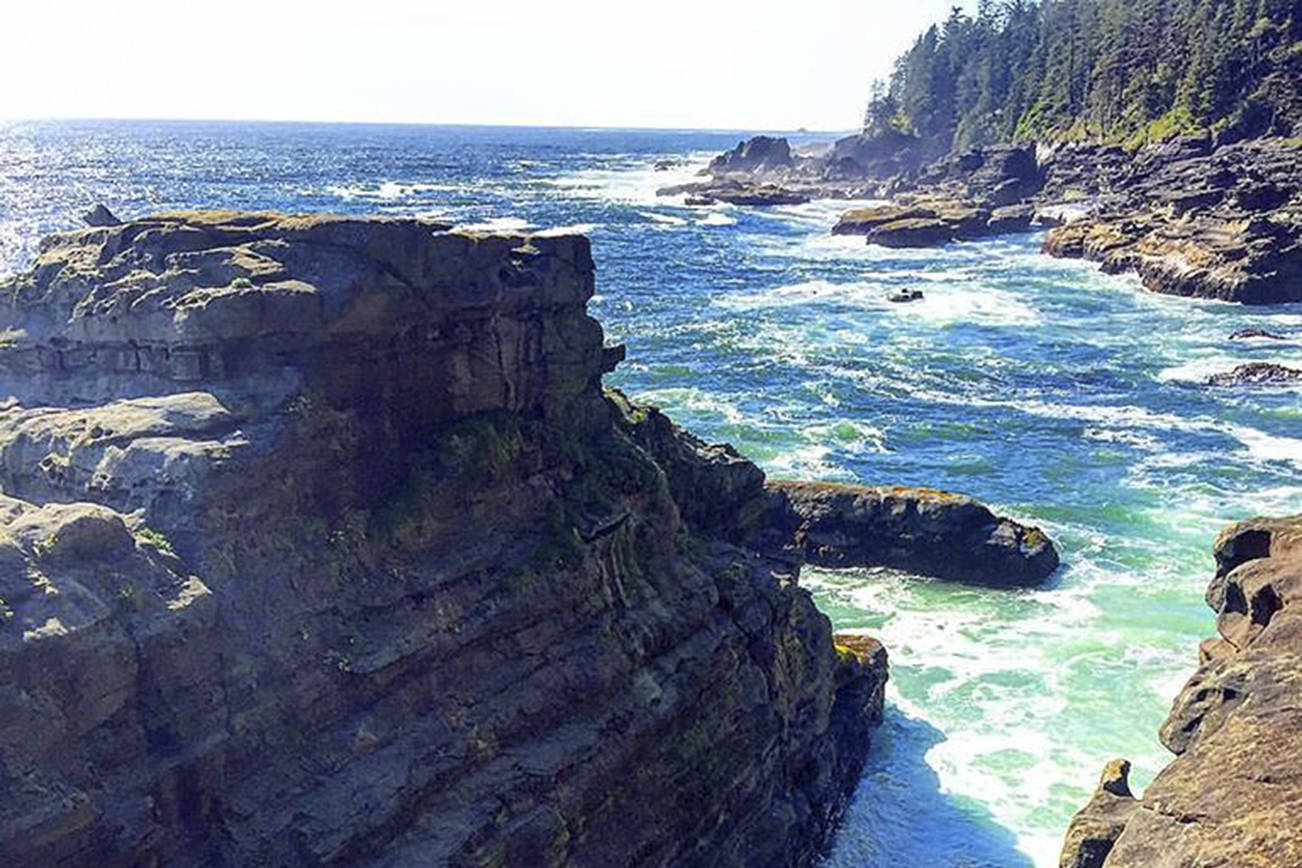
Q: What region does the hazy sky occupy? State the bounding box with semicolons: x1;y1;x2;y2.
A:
2;1;972;130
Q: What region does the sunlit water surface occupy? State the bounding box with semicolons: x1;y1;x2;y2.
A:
3;120;1301;867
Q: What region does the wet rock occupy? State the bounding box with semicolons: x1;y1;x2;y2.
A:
868;216;957;247
1206;362;1302;386
711;185;809;206
1228;328;1287;341
1041;138;1302;304
1058;760;1139;868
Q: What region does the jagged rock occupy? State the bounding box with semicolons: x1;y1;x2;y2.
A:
707;136;794;175
81;203;121;227
1060;515;1302;868
1059;760;1139;868
1041;138;1302;304
1206;362;1302;386
0;212;887;868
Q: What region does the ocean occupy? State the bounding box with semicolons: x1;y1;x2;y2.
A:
3;119;1300;867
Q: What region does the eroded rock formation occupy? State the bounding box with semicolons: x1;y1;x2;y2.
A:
0;212;889;868
1059;515;1302;867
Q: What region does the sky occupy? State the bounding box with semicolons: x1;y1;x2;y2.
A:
0;1;973;130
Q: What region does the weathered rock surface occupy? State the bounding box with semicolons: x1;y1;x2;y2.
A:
0;212;890;868
1041;138;1302;304
1059;515;1302;867
1058;760;1138;868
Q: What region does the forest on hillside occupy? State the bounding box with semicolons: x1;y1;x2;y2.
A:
865;0;1302;156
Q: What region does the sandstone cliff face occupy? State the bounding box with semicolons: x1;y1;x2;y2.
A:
0;212;887;868
1060;515;1302;868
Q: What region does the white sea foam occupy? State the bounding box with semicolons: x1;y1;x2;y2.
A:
697;211;736;227
452;216;534;234
533;223;600;237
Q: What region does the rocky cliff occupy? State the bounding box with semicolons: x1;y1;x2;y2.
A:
1059;514;1302;867
0;211;895;868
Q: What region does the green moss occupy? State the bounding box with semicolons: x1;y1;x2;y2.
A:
137;526;175;554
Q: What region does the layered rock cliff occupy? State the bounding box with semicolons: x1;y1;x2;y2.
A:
0;212;890;868
1059;514;1302;867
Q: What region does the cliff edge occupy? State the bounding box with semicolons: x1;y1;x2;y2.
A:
1060;514;1302;867
0;211;887;867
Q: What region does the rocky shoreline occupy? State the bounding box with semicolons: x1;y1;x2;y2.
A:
668;132;1302;304
1059;514;1302;868
0;211;1056;867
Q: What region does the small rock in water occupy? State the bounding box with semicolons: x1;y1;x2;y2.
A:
1228;328;1287;341
82;204;122;227
887;288;924;303
1207;362;1302;386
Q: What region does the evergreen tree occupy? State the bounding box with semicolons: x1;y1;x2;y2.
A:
871;0;1302;152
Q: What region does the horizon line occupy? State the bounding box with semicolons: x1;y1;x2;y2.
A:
0;115;861;137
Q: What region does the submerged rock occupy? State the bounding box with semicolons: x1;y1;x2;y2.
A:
1059;515;1302;867
1228;328;1287;341
0;211;887;868
1206;362;1302;386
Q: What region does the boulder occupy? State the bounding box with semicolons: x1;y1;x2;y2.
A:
867;216;956;247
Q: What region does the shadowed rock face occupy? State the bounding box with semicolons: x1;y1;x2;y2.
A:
0;212;888;868
1060;515;1302;867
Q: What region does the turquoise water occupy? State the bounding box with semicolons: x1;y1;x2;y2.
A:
3;121;1301;866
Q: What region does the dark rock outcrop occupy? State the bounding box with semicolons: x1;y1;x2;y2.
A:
1206;362;1302;386
0;212;888;868
81;203;121;227
707;136;794;175
1059;515;1302;867
1041;138;1302;304
1228;328;1287;341
758;482;1059;587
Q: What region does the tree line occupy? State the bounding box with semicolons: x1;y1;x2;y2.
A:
864;0;1302;156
